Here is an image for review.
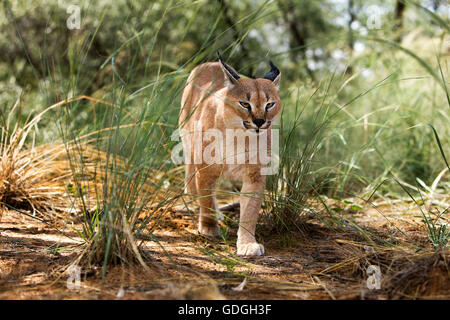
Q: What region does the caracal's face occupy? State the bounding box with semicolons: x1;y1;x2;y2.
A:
223;78;281;133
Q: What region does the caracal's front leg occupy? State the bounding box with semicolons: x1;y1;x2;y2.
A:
237;172;266;256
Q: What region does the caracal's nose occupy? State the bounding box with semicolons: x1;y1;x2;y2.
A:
253;118;265;128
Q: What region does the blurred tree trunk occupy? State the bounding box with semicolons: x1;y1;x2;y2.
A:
277;1;315;81
346;0;355;74
218;0;253;76
395;0;406;21
394;0;406;42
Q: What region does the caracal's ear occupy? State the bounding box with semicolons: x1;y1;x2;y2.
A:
263;60;281;91
217;51;240;89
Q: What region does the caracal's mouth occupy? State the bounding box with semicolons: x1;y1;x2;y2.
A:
243;120;272;133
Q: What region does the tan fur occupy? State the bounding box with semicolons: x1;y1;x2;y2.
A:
179;60;281;256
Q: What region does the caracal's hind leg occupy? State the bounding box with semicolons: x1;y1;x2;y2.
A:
184;164;197;195
196;171;220;237
181;163;198;214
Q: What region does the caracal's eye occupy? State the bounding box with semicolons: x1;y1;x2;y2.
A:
239;101;251;111
265;102;276;111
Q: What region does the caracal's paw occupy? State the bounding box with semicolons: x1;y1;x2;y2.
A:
198;223;220;238
237;242;265;256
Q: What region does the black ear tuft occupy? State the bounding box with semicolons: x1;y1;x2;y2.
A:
263;60;280;82
217;51;224;63
217;51;240;81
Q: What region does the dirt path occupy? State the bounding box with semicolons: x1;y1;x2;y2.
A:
0;203;449;300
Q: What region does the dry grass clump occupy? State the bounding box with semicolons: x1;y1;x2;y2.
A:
0;96;128;222
0;134;106;223
0;100;71;220
379;251;450;299
0;140;70;220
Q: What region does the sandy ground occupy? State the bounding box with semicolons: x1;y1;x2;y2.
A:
0;200;449;300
